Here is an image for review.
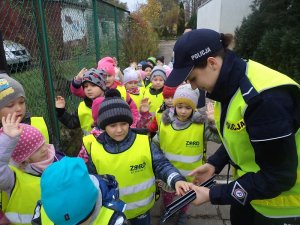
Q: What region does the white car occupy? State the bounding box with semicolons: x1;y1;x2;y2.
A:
3;40;31;71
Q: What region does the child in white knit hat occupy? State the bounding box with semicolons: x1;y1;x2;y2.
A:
153;84;220;225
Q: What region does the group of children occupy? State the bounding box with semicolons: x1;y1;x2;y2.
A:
0;54;220;225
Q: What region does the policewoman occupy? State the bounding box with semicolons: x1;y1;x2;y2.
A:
165;29;300;225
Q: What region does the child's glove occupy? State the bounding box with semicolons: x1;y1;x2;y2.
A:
96;174;126;212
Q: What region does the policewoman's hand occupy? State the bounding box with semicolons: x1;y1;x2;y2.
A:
188;184;210;206
188;163;215;185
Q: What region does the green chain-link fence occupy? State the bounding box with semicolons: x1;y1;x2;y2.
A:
0;0;129;151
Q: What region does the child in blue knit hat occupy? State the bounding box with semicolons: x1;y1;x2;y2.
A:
33;157;126;225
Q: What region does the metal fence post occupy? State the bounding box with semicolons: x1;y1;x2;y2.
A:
114;6;119;60
92;0;101;62
0;30;8;74
32;0;60;146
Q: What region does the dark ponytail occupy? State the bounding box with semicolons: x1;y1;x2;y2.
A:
220;33;234;50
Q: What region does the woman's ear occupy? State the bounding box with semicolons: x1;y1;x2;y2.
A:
207;57;222;71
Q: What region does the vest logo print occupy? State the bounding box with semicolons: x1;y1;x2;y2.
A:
186;141;200;148
226;119;245;131
130;161;146;173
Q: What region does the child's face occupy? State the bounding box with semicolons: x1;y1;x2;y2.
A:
83;82;104;99
164;97;173;108
175;103;193;122
27;143;49;163
0;96;26;121
105;74;115;87
145;68;152;77
125;81;138;90
105;122;129;142
151;76;164;90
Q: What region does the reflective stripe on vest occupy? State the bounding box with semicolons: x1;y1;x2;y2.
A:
116;86;127;101
78;101;93;135
41;205;116;225
31;117;49;143
142;88;164;113
160;122;205;182
214;60;300;217
5;166;41;225
90;134;156;219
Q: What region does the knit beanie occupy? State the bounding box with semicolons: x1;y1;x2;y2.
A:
10;124;45;163
162;85;177;99
123;68;138;84
173;84;199;110
97;97;133;130
142;63;153;71
41;157;99;225
147;56;156;66
150;65;167;81
0;74;25;109
82;68;107;91
97;57;116;76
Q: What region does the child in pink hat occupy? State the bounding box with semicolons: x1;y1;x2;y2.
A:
69;56;139;128
0;113;63;224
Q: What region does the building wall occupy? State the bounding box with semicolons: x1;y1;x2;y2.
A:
197;0;222;31
197;0;252;34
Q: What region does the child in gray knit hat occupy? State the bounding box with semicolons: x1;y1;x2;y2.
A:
141;65;166;116
0;73;51;143
83;95;191;225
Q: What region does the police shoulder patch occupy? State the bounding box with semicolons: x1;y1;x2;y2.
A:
231;181;248;205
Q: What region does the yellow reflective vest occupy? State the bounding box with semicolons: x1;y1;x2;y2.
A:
78;101;93;135
129;87;145;110
142;88;164;114
116;86;127;101
40;204;118;225
214;60;300;218
30;117;49;143
159;122;205;181
90;134;156;219
4;167;41;225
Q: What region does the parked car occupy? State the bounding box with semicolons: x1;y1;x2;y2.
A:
3;40;31;71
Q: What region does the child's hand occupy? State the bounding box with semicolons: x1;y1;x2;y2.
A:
140;98;150;113
206;101;215;122
55;96;65;108
2;113;23;138
74;68;87;81
175;181;191;196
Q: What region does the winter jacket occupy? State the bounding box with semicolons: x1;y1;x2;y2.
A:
205;51;300;207
86;129;186;189
55;97;92;130
70;79;139;127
